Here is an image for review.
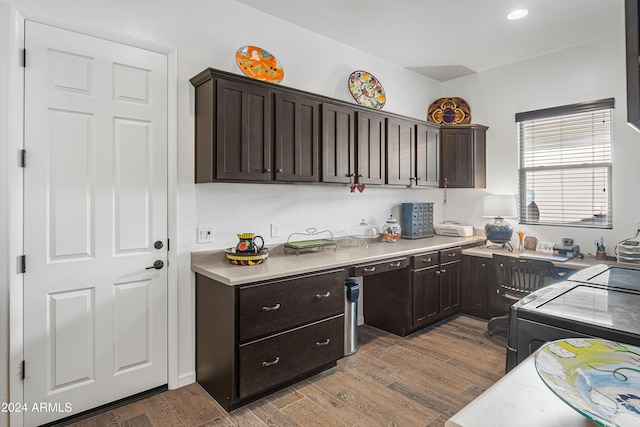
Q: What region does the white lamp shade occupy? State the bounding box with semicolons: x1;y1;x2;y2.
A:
482;195;517;218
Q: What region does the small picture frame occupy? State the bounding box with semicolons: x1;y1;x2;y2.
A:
524;236;538;251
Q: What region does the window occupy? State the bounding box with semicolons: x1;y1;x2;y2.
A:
517;98;614;228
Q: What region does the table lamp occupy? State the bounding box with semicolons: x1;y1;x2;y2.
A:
483;194;517;250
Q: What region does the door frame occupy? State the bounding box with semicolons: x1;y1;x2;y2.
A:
7;7;179;427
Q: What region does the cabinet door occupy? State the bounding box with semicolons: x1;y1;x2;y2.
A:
415;123;439;187
274;92;319;182
386;117;414;186
322;103;355;183
214;78;272;181
355;111;385;185
412;266;439;328
461;255;490;318
440;125;486;188
439;261;461;314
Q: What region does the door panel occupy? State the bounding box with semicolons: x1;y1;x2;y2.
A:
23;21;168;426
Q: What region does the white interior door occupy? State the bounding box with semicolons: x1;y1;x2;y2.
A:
23;21;168;426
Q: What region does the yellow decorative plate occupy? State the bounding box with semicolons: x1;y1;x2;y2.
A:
427;97;471;124
224;248;269;266
235;45;284;83
348;70;386;110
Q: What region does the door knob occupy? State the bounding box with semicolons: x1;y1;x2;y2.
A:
145;260;164;270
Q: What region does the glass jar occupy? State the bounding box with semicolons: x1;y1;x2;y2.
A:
381;215;401;243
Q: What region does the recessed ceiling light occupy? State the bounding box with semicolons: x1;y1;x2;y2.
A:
507;9;529;20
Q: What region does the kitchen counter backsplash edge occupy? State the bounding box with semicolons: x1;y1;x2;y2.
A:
191;234;486;286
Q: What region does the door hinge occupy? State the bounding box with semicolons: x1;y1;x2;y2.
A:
19;255;26;274
21;360;25;380
20;149;26;167
20;48;25;67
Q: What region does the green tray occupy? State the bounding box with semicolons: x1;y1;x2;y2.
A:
285;239;336;249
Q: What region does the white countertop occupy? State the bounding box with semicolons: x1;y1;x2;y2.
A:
192;234;486;285
445;356;598;427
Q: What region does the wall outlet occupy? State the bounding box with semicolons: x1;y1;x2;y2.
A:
197;226;214;243
270;223;280;238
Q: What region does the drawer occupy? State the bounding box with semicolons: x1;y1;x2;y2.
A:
440;247;462;263
412;251;438;270
238;269;345;342
238;315;344;399
352;257;409;276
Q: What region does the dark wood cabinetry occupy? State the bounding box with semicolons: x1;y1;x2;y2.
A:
192;68;458;187
321;103;355;184
355;111;386;185
386;117;415;186
196;269;345;411
415;123;439;187
194;78;272;182
412;247;461;330
440;124;487;188
461;255;491;318
274;92;319;182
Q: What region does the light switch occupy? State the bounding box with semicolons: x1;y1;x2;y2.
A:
197;226;214;243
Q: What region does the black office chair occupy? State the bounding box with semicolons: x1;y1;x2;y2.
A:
487;254;567;336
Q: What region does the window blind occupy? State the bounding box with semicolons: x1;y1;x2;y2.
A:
517;98;613;228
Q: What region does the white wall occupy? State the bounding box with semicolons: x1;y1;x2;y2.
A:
0;0;444;404
443;24;640;257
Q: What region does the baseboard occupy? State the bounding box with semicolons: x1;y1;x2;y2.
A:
176;370;196;389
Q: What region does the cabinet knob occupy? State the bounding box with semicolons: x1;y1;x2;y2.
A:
276;168;283;173
441;269;447;273
436;270;441;275
262;303;281;312
265;168;272;173
261;357;280;367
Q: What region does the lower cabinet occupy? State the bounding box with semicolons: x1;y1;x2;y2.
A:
412;247;461;330
196;269;345;411
461;255;491;318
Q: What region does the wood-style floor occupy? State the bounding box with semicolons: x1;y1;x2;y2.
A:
67;315;507;427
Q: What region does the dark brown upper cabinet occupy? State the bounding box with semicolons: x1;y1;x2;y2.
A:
440;124;488;188
386;117;415;186
356;111;386;185
195;77;272;182
274;92;319;182
626;0;640;131
321;103;355;184
414;123;439;188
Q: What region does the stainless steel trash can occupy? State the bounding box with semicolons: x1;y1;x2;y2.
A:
344;277;360;356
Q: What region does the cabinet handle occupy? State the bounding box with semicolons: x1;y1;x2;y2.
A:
315;291;331;299
363;266;376;272
389;261;401;267
436;270;441;275
261;357;280;367
441;269;447;273
448;253;457;257
262;303;281;312
315;339;331;347
481;263;486;267
422;257;432;262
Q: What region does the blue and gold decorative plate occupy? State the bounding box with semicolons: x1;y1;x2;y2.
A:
535;339;640;427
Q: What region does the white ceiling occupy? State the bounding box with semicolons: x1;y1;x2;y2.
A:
234;0;624;82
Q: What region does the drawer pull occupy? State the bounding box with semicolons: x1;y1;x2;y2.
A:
316;339;331;347
422;257;432;262
363;266;376;272
262;303;281;312
261;357;280;367
448;253;457;257
315;291;331;299
389;261;401;267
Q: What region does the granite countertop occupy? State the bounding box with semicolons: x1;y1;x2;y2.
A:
192;234;486;286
